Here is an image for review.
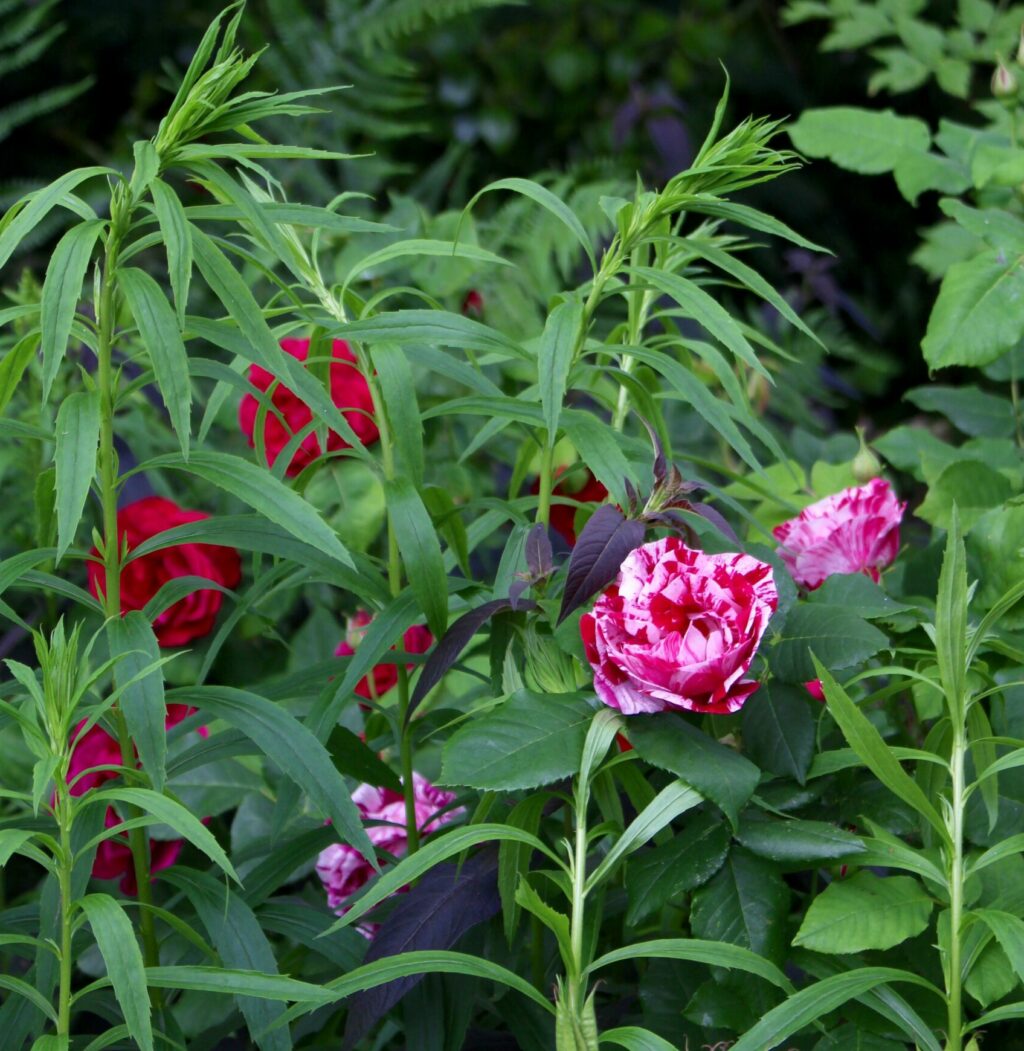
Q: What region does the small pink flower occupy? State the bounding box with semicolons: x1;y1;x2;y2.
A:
316;773;462;933
804;679;825;702
772;479;905;591
335;611;433;704
580;537;778;715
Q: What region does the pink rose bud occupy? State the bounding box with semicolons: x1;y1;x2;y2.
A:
580;537;778;715
804;679;825;702
773;479;905;591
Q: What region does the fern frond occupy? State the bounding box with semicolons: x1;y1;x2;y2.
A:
356;0;524;52
0;78;93;143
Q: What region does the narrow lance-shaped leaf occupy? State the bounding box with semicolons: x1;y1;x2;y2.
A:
463;177;596;273
119;266;191;459
53;389;99;561
141;450;354;569
150;179;192;324
40;220;104;400
107;613;167;792
79;894;153;1051
0;166;113;273
168;685;375;865
384;476;448;639
538;296;583;444
813;656;949;844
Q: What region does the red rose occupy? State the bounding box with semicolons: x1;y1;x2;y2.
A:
335;610;434;703
238;338;379;476
532;467;608;546
88;497;242;648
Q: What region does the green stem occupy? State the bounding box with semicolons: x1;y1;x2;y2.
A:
612;244;651;433
536;436;555;528
96;195;160;982
946;722;967;1051
56;790;73;1037
566;781;589;1027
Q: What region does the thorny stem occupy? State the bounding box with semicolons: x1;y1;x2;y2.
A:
96;191;161;984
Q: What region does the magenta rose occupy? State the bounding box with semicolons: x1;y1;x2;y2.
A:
580;537;778;715
316;773;462;933
772;478;905;591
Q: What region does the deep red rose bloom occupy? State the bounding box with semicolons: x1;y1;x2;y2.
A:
238;338;379;476
335;610;434;702
87;497;242;648
532;468;608;546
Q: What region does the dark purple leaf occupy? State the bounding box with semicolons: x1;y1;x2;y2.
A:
524;522;553;579
639;415;667;486
342;850;501;1049
557;505;646;625
508;580;530;610
408;598;534;719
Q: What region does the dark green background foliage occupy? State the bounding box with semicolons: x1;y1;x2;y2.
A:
1;0;932;422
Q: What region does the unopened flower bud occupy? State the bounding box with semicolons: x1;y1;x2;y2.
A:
1016;24;1024;67
992;56;1019;99
851;427;881;483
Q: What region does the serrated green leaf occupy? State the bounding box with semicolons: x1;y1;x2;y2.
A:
922;250;1024;370
772;605;888;683
441;691;594;791
629;713;759;829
